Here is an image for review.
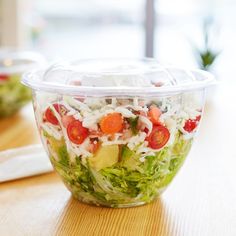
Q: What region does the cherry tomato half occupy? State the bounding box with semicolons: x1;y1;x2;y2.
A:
67;120;88;144
45;104;67;125
146;125;170;149
183;115;201;133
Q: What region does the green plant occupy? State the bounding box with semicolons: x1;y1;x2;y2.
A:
194;17;220;71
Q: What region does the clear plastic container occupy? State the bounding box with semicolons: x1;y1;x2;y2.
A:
22;59;215;208
0;49;45;118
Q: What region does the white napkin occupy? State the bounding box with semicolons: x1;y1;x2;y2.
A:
0;144;53;183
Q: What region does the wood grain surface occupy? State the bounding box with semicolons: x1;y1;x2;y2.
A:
0;105;40;151
0;85;236;236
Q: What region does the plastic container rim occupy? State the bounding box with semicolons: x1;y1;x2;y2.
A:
21;58;216;97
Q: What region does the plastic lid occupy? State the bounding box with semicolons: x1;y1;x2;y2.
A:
22;58;216;97
0;49;45;74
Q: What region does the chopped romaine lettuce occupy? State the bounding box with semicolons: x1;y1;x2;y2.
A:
58;145;70;167
47;131;192;207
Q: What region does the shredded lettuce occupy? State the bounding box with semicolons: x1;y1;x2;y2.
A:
58;145;70;167
47;131;192;207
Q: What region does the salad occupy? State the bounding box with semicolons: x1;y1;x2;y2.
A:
37;92;202;207
0;50;44;118
0;73;31;117
22;59;214;208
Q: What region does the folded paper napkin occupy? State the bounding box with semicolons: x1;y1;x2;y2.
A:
0;144;53;183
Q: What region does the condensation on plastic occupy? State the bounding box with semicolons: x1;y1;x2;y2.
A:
22;58;216;97
0;49;45;74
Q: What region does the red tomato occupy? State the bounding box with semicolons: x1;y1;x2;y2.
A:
183;115;201;132
45;104;59;125
67;120;88;144
0;74;9;81
62;115;75;128
195;115;201;122
143;127;149;134
146;125;170;149
45;104;67;125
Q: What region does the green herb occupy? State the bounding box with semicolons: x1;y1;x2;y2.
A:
128;117;139;135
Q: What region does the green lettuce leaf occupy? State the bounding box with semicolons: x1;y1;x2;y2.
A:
46;131;192;207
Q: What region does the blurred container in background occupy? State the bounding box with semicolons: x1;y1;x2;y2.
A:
0;49;45;118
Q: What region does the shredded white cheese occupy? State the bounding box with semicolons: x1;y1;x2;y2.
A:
124;104;149;112
164;117;177;146
41;123;62;140
138;115;153;135
83;97;107;109
101;133;127;146
70;138;92;158
133;97;139;107
61;100;83;121
127;132;146;150
115;107;136;118
82;109;113;130
111;98;117;106
64;96;91;113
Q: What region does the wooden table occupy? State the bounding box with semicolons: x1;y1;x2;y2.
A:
1;85;236;236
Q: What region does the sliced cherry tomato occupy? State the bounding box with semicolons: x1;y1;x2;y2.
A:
62;115;75;128
0;74;9;81
143;127;149;134
183;115;201;133
146;125;170;149
67;120;88;144
45;104;67;125
45;104;59;125
195;115;201;122
148;105;162;125
100;112;123;134
183;120;197;132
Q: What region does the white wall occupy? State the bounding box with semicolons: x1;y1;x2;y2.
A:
0;0;29;48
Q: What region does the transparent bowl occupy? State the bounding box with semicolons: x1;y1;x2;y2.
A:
0;49;45;118
22;59;215;208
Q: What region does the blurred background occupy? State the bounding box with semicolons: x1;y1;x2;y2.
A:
0;0;235;79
